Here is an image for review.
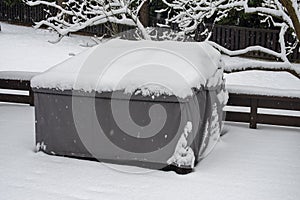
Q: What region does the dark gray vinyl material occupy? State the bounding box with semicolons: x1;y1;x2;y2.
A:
34;86;224;170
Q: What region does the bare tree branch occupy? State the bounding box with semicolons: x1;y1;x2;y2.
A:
162;0;300;62
24;0;151;40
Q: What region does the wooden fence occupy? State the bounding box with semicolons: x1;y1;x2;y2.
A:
0;71;38;106
0;1;300;62
196;24;300;62
0;1;54;25
226;93;300;128
0;78;34;106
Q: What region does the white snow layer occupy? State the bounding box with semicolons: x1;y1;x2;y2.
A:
225;70;300;98
1;104;300;200
0;22;89;73
217;89;229;105
31;39;222;98
222;55;300;75
198;103;221;159
0;71;39;80
167;121;195;168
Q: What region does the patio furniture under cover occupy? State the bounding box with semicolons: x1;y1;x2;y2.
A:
31;39;228;172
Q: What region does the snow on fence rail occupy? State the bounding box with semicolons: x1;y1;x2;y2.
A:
0;1;299;62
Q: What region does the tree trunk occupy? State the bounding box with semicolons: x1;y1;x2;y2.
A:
279;0;300;41
139;0;149;27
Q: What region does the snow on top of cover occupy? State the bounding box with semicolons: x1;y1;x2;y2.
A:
31;39;222;98
225;70;300;98
31;46;97;90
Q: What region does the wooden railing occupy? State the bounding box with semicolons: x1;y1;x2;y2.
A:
0;71;37;106
226;93;300;128
0;79;34;106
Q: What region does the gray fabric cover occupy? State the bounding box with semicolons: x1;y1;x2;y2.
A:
34;85;224;170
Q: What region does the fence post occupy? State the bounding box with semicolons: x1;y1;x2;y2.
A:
29;87;34;106
250;98;258;129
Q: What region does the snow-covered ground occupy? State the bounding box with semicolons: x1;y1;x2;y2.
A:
0;22;300;200
0;103;299;200
0;23;90;72
1;22;299;75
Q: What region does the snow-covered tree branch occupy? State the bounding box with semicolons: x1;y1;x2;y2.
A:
162;0;300;62
24;0;151;41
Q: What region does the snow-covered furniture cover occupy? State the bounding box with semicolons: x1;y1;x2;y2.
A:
32;39;228;172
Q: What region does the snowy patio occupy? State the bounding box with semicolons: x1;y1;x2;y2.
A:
1;22;300;199
0;103;300;200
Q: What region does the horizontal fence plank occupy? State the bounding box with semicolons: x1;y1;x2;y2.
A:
258;98;300;111
0;79;31;90
225;111;250;123
257;114;300;127
0;93;32;104
227;94;251;107
228;93;300;110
